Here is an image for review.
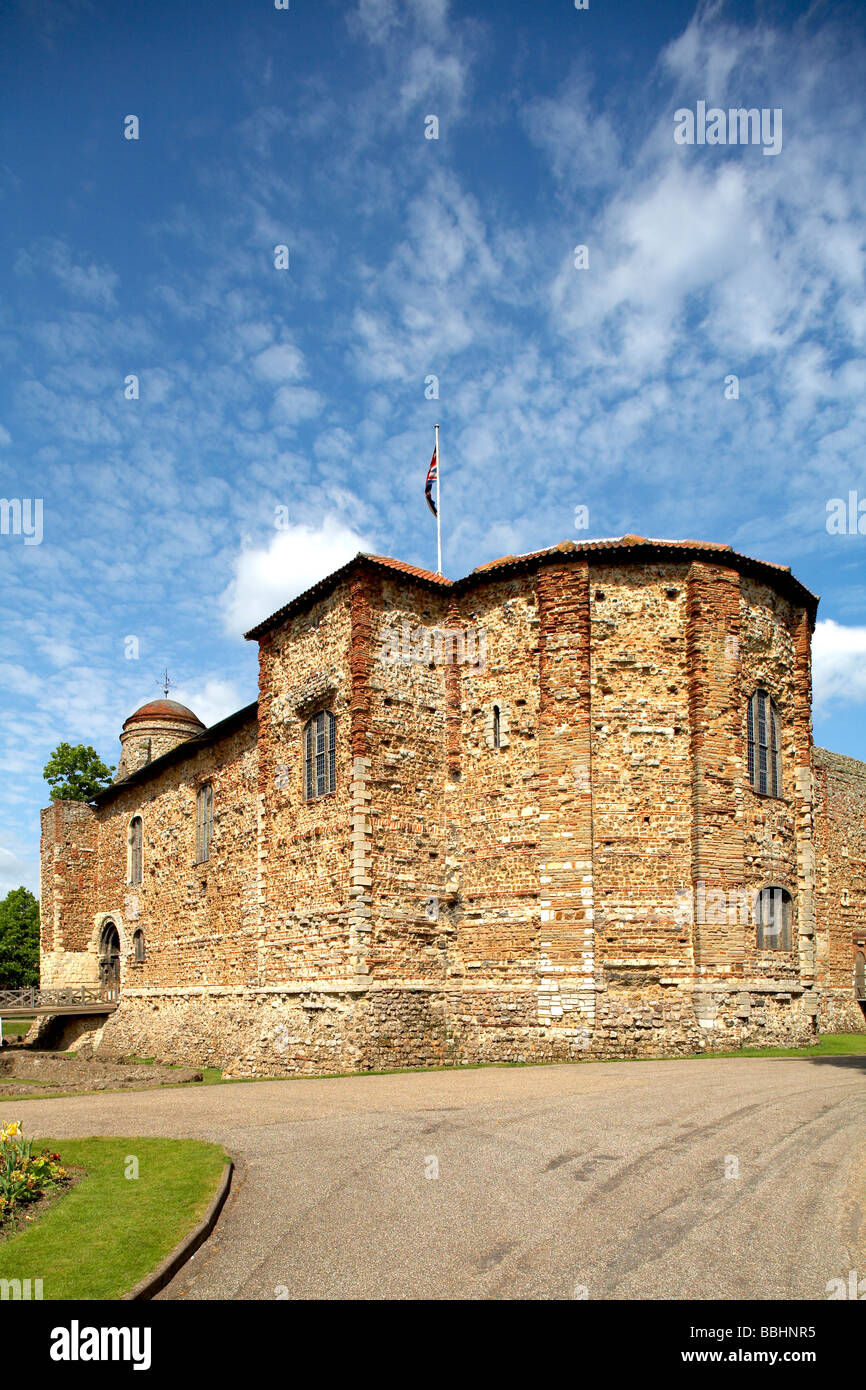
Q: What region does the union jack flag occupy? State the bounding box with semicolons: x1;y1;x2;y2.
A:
425;447;438;516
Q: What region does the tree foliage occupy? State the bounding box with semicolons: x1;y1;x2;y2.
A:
0;887;40;989
43;743;114;801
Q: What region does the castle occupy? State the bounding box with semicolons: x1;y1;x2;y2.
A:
39;537;866;1075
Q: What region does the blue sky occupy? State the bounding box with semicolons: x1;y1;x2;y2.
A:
1;0;864;897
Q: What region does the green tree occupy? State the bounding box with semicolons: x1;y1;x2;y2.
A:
0;887;40;988
43;743;115;801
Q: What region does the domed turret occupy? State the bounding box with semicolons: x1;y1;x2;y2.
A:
115;699;206;781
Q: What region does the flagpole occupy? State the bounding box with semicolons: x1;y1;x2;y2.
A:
435;423;442;575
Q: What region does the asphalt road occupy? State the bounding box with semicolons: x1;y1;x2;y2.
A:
6;1055;865;1300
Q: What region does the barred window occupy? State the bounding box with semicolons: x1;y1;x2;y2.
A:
133;929;146;964
747;690;782;797
304;710;336;799
195;783;213;863
128;816;143;886
755;887;793;950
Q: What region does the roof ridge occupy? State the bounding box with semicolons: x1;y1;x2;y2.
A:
243;537;818;640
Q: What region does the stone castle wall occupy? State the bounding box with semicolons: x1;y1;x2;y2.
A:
40;547;865;1072
813;746;866;1029
40;722;258;992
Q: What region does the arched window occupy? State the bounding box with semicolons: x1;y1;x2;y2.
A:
755;886;793;950
128;816;143;886
855;951;866;1002
196;784;213;863
747;690;782;797
133;928;146;964
493;705;501;750
304;710;336;800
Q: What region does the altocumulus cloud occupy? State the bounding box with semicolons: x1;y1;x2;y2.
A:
220;516;375;637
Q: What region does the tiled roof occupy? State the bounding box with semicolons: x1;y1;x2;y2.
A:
91;701;258;805
124;699;205;728
243;536;818;640
243;552;451;640
360;554;452;586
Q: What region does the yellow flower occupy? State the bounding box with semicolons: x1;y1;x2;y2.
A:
2;1122;21;1138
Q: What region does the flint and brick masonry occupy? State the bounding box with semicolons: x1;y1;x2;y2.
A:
39;537;866;1075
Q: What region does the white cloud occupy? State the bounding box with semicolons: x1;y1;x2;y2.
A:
271;385;323;425
812;619;866;708
252;342;306;382
220;514;375;636
15;237;118;308
0;663;43;697
170;679;249;729
524;69;622;188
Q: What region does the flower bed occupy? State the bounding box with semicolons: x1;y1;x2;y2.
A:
0;1122;69;1228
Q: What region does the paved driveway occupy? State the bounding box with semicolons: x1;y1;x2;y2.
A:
5;1055;865;1300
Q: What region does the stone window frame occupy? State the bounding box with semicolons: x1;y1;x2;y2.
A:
754;883;794;951
484;699;510;750
195;782;214;864
132;928;146;965
303;708;337;800
127;814;143;887
746;689;783;798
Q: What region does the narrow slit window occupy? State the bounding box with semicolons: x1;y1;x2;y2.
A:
129;816;143;886
196;784;213;863
747;690;782;797
493;705;501;750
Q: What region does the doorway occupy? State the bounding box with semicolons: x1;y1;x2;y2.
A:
99;921;121;1001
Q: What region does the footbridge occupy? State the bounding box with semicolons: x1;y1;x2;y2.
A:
0;987;118;1020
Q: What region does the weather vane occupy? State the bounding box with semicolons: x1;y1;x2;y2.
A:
158;668;175;699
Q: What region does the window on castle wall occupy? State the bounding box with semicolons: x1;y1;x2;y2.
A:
493;705;501;749
755;886;793;950
304;710;336;799
195;784;213;863
747;690;783;797
133;929;146;964
128;816;143;886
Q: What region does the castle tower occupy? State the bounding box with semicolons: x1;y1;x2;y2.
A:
115;699;206;781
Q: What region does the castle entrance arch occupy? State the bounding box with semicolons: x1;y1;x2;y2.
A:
99;921;121;1002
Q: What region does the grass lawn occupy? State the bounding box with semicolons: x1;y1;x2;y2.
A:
680;1031;866;1060
1;1018;34;1037
0;1136;229;1299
